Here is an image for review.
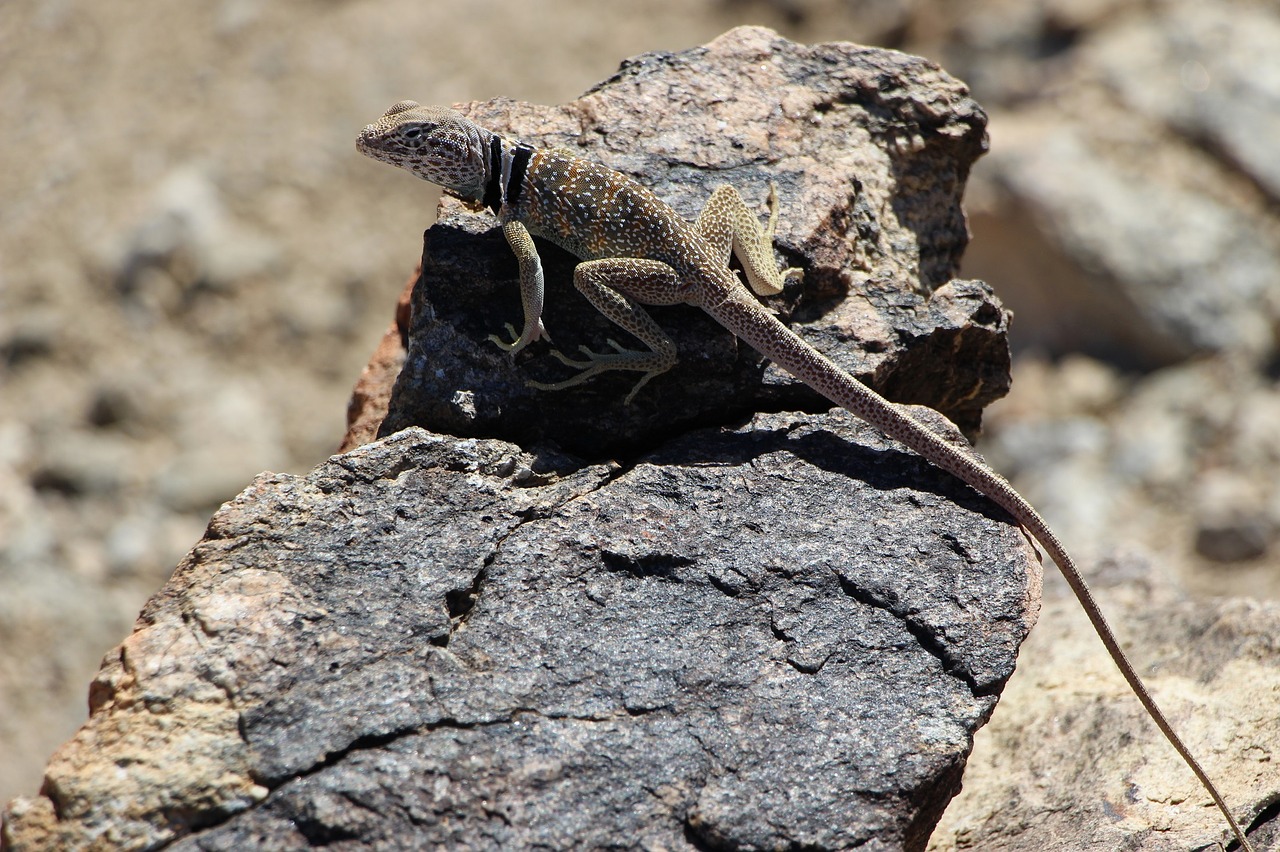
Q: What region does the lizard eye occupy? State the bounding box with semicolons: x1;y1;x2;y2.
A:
403;127;422;140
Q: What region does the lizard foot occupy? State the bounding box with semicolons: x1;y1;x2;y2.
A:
488;320;551;355
528;340;663;404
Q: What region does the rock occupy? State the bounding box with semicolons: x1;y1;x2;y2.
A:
28;429;139;498
1193;470;1273;564
1;420;1039;851
375;26;1009;452
928;551;1280;852
1093;2;1280;204
980;350;1280;606
973;125;1277;366
107;166;281;301
339;269;415;453
155;381;289;513
960;0;1280;367
5;7;1276;851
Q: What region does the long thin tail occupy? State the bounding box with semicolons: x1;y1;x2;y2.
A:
706;293;1255;851
871;395;1255;852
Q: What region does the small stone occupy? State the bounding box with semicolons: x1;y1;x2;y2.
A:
1194;470;1273;563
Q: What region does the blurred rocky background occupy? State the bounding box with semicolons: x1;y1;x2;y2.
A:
2;0;1277;835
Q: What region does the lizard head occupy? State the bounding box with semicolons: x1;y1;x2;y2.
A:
357;102;491;203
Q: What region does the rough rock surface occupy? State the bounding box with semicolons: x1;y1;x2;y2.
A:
929;554;1280;852
2;419;1038;851
376;28;1008;452
339;270;416;453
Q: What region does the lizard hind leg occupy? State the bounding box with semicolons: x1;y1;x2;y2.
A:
695;183;803;297
528;257;683;404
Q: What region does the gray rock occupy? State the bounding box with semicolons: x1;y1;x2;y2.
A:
3;420;1037;852
959;0;1280;368
1194;470;1273;563
930;550;1280;852
975;129;1278;365
1095;1;1280;204
110;166;280;298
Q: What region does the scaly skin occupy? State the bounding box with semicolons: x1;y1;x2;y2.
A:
357;101;1255;851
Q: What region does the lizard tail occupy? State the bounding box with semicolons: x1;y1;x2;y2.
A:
703;291;1256;852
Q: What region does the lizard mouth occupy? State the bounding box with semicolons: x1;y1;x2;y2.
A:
356;127;396;161
355;127;378;152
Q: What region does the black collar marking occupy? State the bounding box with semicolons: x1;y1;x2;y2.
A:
506;143;535;209
483;134;503;214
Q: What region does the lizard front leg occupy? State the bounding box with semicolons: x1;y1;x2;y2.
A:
695;183;803;296
488;220;551;354
530;257;683;404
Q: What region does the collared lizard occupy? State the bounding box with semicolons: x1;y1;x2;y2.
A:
357;100;1255;851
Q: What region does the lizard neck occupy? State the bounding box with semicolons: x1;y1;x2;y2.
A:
482;134;536;216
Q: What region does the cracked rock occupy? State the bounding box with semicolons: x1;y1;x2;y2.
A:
4;418;1037;851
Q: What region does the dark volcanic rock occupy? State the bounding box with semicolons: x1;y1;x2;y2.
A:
4;418;1037;851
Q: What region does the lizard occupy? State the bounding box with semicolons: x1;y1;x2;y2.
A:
356;100;1256;851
